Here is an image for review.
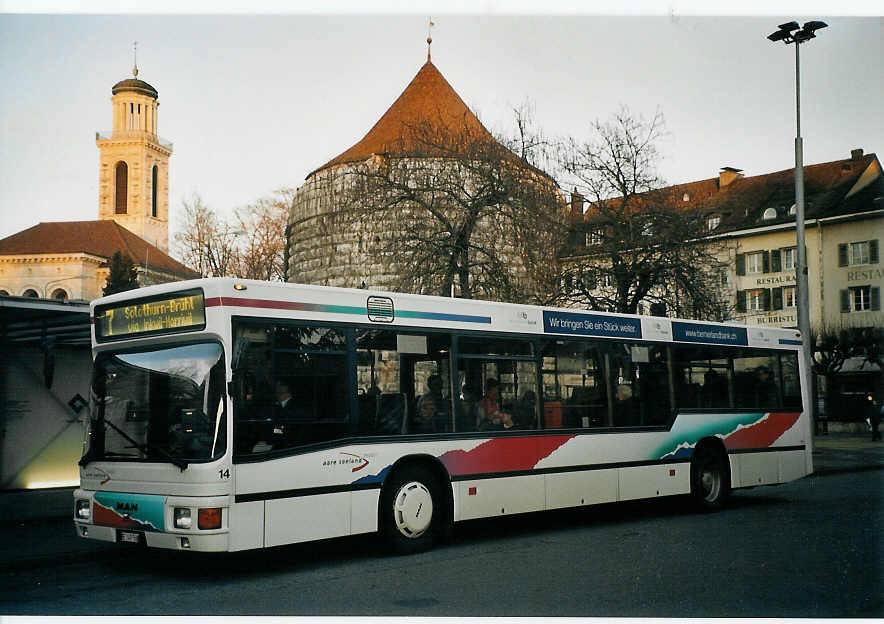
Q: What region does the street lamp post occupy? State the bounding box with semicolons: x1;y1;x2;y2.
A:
767;20;827;443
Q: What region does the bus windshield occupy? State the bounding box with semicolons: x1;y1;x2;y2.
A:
84;342;227;467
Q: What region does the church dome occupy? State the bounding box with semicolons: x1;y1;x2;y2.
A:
112;78;158;98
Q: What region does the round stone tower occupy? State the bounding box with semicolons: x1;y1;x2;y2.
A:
287;55;559;300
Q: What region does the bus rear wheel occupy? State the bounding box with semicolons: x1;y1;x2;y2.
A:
690;446;730;511
380;465;444;555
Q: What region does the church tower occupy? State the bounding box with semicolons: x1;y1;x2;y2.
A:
96;55;172;251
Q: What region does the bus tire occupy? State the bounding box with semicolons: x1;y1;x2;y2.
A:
690;445;730;511
380;465;444;555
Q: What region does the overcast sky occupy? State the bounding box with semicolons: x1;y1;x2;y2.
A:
0;5;881;244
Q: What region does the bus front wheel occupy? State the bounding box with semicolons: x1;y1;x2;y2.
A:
380;465;443;555
690;446;730;511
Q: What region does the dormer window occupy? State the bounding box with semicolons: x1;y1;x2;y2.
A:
683;192;691;202
762;207;777;220
706;214;721;231
788;203;796;216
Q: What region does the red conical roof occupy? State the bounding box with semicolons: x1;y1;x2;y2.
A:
310;61;496;177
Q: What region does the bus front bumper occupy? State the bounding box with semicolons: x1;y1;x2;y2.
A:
73;488;230;552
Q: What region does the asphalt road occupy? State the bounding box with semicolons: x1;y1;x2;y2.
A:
1;469;881;617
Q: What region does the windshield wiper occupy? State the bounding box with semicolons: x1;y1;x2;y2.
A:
101;418;189;470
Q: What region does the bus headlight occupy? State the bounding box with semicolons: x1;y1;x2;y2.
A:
174;507;192;529
198;508;222;530
76;499;91;521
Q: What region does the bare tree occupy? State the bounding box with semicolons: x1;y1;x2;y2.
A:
174;190;292;281
174;193;241;278
336;115;567;303
233;188;293;281
559;107;731;318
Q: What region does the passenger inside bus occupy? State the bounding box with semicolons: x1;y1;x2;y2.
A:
613;384;638;426
413;374;449;433
514;390;537;429
479;378;513;430
457;383;481;431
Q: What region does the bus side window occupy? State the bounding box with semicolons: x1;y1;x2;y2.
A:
732;349;780;409
541;339;604;429
356;329;451;436
780;352;802;410
674;345;734;412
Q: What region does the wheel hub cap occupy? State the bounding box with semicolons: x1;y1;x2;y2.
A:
393;481;434;538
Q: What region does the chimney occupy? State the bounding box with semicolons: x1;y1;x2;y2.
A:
570;189;584;224
851;148;864;161
719;167;744;188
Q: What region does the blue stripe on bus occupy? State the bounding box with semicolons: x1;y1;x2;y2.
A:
398;310;492;324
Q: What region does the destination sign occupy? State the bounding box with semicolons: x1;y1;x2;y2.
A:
95;290;206;341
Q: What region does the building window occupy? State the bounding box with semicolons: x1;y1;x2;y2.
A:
783;247;797;271
736;251;770;276
784;286;796;308
0;290;10;296
706;214;720;231
586;228;604;246
746;251;765;274
762;207;777;220
850;242;870;265
22;289;38;298
748;289;766;312
151;165;159;218
839;240;879;267
114;161;128;214
737;289;770;313
841;286;881;313
683;192;691;202
50;288;68;300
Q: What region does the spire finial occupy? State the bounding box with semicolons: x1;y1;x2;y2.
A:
132;41;139;78
426;18;434;62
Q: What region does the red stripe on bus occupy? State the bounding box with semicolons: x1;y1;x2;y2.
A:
723;412;801;449
439;435;575;476
204;296;313;311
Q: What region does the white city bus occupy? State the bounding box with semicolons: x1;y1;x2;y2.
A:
74;278;812;553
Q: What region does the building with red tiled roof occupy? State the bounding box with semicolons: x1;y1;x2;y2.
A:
565;148;883;419
0;220;198;299
0;68;196;301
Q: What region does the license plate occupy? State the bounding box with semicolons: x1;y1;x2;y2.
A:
119;530;143;544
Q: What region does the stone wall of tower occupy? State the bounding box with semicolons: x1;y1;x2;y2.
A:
288;167;403;290
286;160;535;299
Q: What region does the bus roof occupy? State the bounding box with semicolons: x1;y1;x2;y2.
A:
91;277;804;350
